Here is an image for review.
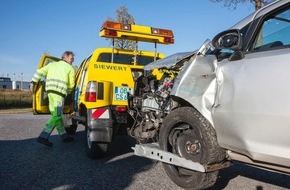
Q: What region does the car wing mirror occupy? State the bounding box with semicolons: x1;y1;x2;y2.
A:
212;29;242;51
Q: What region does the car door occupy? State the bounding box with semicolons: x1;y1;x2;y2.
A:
213;6;290;167
73;55;91;110
32;54;74;114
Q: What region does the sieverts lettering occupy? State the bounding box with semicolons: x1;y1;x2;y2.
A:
94;64;127;71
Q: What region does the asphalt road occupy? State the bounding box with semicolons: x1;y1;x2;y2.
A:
0;112;289;190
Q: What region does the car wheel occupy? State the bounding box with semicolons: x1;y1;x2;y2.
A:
85;125;108;159
159;107;225;189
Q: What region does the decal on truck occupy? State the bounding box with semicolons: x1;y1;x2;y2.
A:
94;64;127;71
92;108;109;119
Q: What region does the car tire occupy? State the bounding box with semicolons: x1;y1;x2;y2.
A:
85;125;108;159
159;107;225;189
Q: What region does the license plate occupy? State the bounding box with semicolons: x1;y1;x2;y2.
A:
114;86;133;101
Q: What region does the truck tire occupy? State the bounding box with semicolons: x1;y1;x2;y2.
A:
65;124;77;135
85;126;108;159
65;118;78;135
159;107;225;189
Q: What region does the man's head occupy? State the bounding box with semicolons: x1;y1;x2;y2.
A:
62;51;75;64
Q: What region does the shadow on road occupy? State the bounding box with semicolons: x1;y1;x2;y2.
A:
0;131;154;190
1;126;289;190
206;161;290;190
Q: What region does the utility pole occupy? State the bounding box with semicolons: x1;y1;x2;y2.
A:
21;73;23;90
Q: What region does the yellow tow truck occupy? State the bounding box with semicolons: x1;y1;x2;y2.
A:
32;21;174;158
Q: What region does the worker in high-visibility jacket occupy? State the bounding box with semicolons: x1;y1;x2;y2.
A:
32;51;75;147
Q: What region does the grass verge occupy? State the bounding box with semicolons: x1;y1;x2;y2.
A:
0;90;32;114
0;108;33;114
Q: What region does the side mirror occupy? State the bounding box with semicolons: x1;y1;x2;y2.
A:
212;29;242;51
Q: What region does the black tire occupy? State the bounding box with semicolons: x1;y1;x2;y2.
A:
85;125;108;159
159;107;225;190
65;119;78;135
63;114;78;135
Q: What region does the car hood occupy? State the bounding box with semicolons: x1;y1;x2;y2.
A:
144;51;195;71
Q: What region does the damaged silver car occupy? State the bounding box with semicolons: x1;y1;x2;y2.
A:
130;0;290;189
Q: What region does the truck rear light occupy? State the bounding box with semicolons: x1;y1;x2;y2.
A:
85;81;97;102
102;21;122;29
104;29;117;37
101;21;131;31
115;106;127;112
164;37;174;44
85;92;96;102
151;28;174;37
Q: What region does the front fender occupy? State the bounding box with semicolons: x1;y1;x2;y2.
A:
171;54;217;126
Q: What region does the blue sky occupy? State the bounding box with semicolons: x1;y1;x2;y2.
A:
0;0;255;81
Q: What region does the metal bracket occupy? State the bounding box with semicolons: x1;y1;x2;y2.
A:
132;143;206;172
132;143;231;172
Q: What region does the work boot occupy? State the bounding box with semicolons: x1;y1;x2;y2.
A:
37;137;53;147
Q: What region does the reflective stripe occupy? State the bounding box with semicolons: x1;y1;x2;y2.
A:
32;76;39;82
92;109;110;119
46;84;67;92
32;72;43;82
46;86;67;95
46;78;67;85
46;78;69;94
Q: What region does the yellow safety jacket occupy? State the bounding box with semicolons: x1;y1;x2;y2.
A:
32;60;75;97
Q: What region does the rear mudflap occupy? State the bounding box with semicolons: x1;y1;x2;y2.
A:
87;107;113;142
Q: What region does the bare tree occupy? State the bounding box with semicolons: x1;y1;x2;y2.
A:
210;0;275;10
106;5;136;50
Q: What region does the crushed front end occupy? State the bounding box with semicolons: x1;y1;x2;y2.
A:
127;52;195;143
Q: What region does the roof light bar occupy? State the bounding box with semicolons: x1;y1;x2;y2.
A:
151;28;174;37
100;21;174;44
102;21;131;31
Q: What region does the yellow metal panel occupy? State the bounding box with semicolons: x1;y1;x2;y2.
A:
131;24;152;34
76;47;163;110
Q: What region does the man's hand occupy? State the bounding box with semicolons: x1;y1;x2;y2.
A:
30;81;36;92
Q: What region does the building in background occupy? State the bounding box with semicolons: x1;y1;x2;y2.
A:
0;77;30;90
0;77;12;90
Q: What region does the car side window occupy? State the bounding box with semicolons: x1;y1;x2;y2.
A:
251;7;290;51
